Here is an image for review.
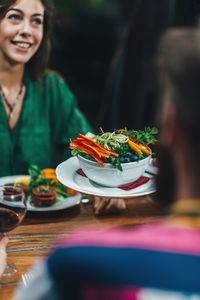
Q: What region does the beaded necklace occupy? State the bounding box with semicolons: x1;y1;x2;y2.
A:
0;84;23;119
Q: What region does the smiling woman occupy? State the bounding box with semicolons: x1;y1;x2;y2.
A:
0;0;125;219
0;0;44;65
0;0;54;80
0;0;92;176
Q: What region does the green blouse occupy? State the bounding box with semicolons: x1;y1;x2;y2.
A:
0;72;92;177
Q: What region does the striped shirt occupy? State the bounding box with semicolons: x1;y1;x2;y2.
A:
16;200;200;300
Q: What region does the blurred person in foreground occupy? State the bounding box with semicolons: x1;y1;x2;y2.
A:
0;0;125;215
15;28;200;299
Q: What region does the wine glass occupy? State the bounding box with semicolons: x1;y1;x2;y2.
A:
0;184;27;284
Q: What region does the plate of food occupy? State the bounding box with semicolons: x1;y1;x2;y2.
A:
56;157;156;198
0;166;81;212
56;127;158;198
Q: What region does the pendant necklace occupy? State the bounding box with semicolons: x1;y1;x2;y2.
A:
0;83;23;119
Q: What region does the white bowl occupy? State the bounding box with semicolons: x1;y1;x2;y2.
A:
77;155;151;187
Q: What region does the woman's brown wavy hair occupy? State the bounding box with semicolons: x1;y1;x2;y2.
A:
0;0;54;80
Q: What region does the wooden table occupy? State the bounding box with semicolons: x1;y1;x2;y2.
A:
0;195;161;300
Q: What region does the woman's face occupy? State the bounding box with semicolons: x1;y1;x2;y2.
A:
0;0;44;66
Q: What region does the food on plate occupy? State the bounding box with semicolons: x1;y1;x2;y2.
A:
28;165;78;207
70;127;158;171
2;166;78;208
66;187;79;196
14;176;30;186
77;153;151;187
3;185;23;201
41;168;59;183
4;183;30;196
31;185;57;207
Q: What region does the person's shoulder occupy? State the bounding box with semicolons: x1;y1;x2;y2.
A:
35;70;73;99
39;70;66;85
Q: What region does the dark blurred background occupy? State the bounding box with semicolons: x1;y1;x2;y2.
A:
50;0;200;132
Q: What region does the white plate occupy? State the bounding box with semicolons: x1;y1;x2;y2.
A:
0;175;81;212
56;157;157;199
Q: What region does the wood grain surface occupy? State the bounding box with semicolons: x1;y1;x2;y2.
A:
0;195;161;300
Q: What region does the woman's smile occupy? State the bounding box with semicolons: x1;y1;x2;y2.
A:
11;40;33;51
0;0;44;65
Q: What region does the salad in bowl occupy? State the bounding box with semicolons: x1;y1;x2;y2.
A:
70;127;158;187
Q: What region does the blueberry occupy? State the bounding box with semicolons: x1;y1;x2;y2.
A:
124;157;131;163
125;152;132;158
130;155;139;162
120;157;126;163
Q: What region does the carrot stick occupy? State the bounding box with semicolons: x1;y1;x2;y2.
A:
69;143;104;167
100;127;104;134
78;134;119;157
73;140;101;158
136;143;151;155
79;141;110;159
128;140;143;155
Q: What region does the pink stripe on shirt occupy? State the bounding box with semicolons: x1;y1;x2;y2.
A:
82;285;141;300
58;222;200;256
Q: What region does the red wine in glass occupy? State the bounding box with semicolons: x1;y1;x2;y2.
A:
0;184;27;284
0;208;21;232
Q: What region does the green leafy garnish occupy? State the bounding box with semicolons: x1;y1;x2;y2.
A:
114;142;129;156
28;165;70;198
123;127;158;145
28;165;50;191
106;155;123;171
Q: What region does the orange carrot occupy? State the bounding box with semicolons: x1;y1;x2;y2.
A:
73;140;101;158
100;127;104;134
69;142;104;167
118;127;127;134
136;143;151;155
128;140;143;155
70;134;120;167
78;134;119;157
41;168;59;183
78;141;110;159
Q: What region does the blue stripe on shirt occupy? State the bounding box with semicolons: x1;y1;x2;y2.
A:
47;246;200;293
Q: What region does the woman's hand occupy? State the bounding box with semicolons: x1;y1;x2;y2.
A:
0;236;8;278
94;197;126;215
